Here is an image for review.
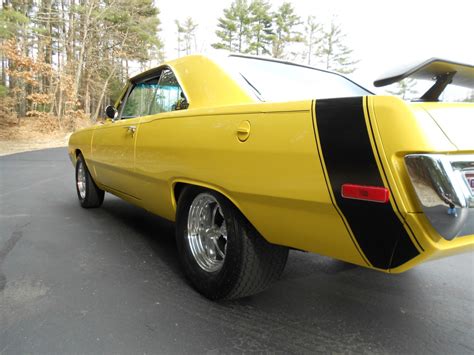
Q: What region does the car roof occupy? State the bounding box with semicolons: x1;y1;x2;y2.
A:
129;54;255;109
128;53;369;109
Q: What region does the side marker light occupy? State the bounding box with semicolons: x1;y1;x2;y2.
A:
341;184;390;203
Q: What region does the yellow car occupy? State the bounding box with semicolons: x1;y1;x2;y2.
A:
68;54;474;300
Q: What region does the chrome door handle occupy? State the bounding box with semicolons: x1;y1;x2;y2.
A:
125;125;136;134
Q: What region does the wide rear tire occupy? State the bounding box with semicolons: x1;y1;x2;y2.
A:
176;186;288;300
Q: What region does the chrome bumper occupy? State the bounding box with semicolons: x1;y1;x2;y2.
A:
405;154;474;240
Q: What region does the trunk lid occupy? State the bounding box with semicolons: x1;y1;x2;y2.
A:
413;102;474;151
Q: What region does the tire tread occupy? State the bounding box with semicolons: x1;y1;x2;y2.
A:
227;215;288;299
76;154;104;208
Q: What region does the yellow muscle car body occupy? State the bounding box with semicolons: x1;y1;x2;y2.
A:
69;54;474;299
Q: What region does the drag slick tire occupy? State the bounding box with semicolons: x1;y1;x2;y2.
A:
75;153;105;208
176;186;288;300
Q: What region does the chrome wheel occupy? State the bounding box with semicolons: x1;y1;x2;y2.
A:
187;193;228;272
77;160;86;200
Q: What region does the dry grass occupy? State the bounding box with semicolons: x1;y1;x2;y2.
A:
0;116;91;156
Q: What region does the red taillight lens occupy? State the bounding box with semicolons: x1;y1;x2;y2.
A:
341;184;390;203
466;173;474;190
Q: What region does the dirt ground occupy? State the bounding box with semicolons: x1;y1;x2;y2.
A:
0;135;70;156
0;117;86;156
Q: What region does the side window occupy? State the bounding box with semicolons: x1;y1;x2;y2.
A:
119;68;187;120
121;78;159;119
150;69;188;114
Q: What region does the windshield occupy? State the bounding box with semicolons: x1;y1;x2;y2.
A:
228;55;371;102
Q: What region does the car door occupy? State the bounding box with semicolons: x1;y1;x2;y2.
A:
91;76;160;198
134;68;189;217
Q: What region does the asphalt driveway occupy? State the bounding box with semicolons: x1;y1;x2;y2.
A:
0;148;473;354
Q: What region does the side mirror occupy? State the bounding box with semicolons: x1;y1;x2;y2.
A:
105;105;118;120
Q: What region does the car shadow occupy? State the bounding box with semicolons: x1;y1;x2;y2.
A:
99;195;185;279
86;194;456;353
99;194;421;300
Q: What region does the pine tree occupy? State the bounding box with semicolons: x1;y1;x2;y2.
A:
0;1;33;117
303;16;322;65
0;4;29;39
175;17;198;56
175;20;185;56
387;78;418;100
212;0;250;53
318;19;358;74
247;0;273;55
0;0;164;125
212;10;238;51
272;2;302;59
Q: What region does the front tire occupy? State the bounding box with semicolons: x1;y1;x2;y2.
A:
176;186;288;300
75;154;104;208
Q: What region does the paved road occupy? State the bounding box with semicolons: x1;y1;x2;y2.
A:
0;148;473;354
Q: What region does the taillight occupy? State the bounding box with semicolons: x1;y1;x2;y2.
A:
404;154;474;240
465;172;474;192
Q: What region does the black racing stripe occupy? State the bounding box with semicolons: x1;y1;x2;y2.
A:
315;97;419;269
310;100;370;266
364;96;424;253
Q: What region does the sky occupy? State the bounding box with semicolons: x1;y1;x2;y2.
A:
154;0;474;96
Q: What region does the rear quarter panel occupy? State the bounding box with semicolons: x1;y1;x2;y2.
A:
134;101;367;267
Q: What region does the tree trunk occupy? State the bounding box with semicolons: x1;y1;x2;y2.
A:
1;55;6;87
85;76;90;115
92;69;116;122
73;1;95;102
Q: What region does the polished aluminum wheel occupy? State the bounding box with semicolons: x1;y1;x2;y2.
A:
77;160;87;200
187;193;228;272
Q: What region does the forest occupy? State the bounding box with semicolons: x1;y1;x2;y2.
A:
0;0;361;132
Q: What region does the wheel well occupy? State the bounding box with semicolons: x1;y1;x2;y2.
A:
173;182;186;205
75;149;82;157
172;182;242;222
173;182;238;211
172;182;275;250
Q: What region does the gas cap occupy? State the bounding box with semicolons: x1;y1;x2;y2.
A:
236;120;251;142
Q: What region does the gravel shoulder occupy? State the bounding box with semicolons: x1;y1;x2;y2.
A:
0;136;69;156
0;117;79;156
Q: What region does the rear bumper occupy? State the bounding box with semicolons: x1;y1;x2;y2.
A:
388;211;474;274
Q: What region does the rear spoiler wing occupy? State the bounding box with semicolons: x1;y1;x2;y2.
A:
374;58;474;101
